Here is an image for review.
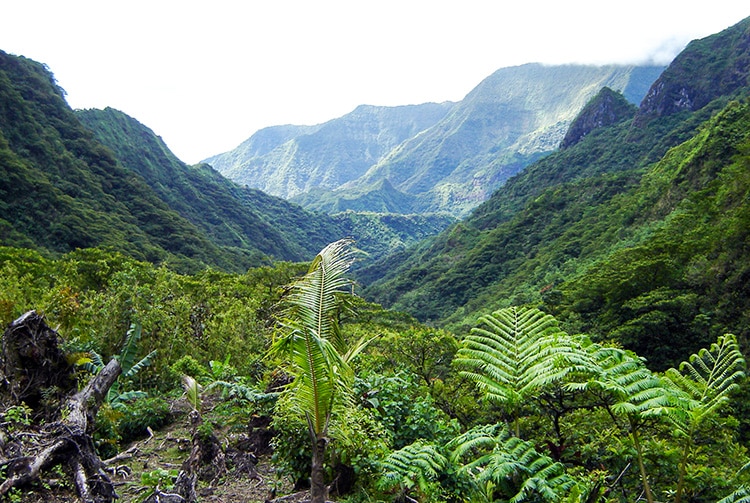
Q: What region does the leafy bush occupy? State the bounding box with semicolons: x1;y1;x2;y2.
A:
117;396;172;444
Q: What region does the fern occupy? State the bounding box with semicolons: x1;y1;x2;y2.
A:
377;441;447;498
720;486;750;503
453;306;598;434
660;334;746;503
662;333;746;434
447;423;574;502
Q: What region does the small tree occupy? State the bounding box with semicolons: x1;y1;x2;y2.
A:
270;239;370;503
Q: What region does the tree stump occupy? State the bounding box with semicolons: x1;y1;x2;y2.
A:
0;311;122;502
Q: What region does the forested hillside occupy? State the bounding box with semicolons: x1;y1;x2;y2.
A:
75;107;345;263
0;50;345;272
361;16;750;370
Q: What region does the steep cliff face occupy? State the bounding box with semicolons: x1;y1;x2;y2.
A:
207;64;664;217
635;15;750;124
205;103;454;200
560;87;637;149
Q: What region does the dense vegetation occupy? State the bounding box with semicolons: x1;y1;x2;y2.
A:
2;14;750;503
76;107;345;263
0;246;748;502
0;51;263;273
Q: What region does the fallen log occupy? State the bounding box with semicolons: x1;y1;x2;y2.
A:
0;311;122;502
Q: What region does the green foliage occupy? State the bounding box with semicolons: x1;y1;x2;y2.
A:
117;396;172;444
76;107;344;264
448;424;575;503
270;239;358;437
453;306;594;425
377;441;448;502
2;402;32;429
661;334;746;434
269;239;371;502
140;467;179;498
355;371;460;449
365;96;750;372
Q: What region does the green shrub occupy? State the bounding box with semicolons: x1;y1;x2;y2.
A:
117;396;172;444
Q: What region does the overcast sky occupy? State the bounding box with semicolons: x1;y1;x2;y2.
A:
1;1;748;164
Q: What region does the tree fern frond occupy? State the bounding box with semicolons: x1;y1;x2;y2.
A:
447;423;508;463
719;485;750;503
661;333;745;432
450;423;573;502
378;441;448;495
454;306;597;410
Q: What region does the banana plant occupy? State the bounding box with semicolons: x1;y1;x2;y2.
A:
84;322;157;409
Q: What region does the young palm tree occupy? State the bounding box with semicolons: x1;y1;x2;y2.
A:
270;238;368;503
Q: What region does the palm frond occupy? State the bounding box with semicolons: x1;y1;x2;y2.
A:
182;374;202;411
270;239;359;438
283;238;355;355
82;350;105;374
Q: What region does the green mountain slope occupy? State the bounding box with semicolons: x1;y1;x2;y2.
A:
360;16;750;368
0;50;352;271
0;51;250;272
352;64;664;216
75;107;345;262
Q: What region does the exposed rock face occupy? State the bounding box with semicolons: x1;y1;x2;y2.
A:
635;16;750;125
560;87;637;149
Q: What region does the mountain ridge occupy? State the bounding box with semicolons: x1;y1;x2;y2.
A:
209;63;665;217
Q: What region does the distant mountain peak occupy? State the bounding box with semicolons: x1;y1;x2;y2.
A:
560;87;637;149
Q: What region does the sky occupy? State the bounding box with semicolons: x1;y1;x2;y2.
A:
1;1;748;164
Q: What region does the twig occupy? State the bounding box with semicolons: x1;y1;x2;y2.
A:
103;444;139;465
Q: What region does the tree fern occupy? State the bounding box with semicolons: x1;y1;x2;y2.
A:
720;486;750;503
660;333;746;503
661;333;745;433
453;306;597;433
566;341;664;503
377;441;448;499
447;423;574;502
